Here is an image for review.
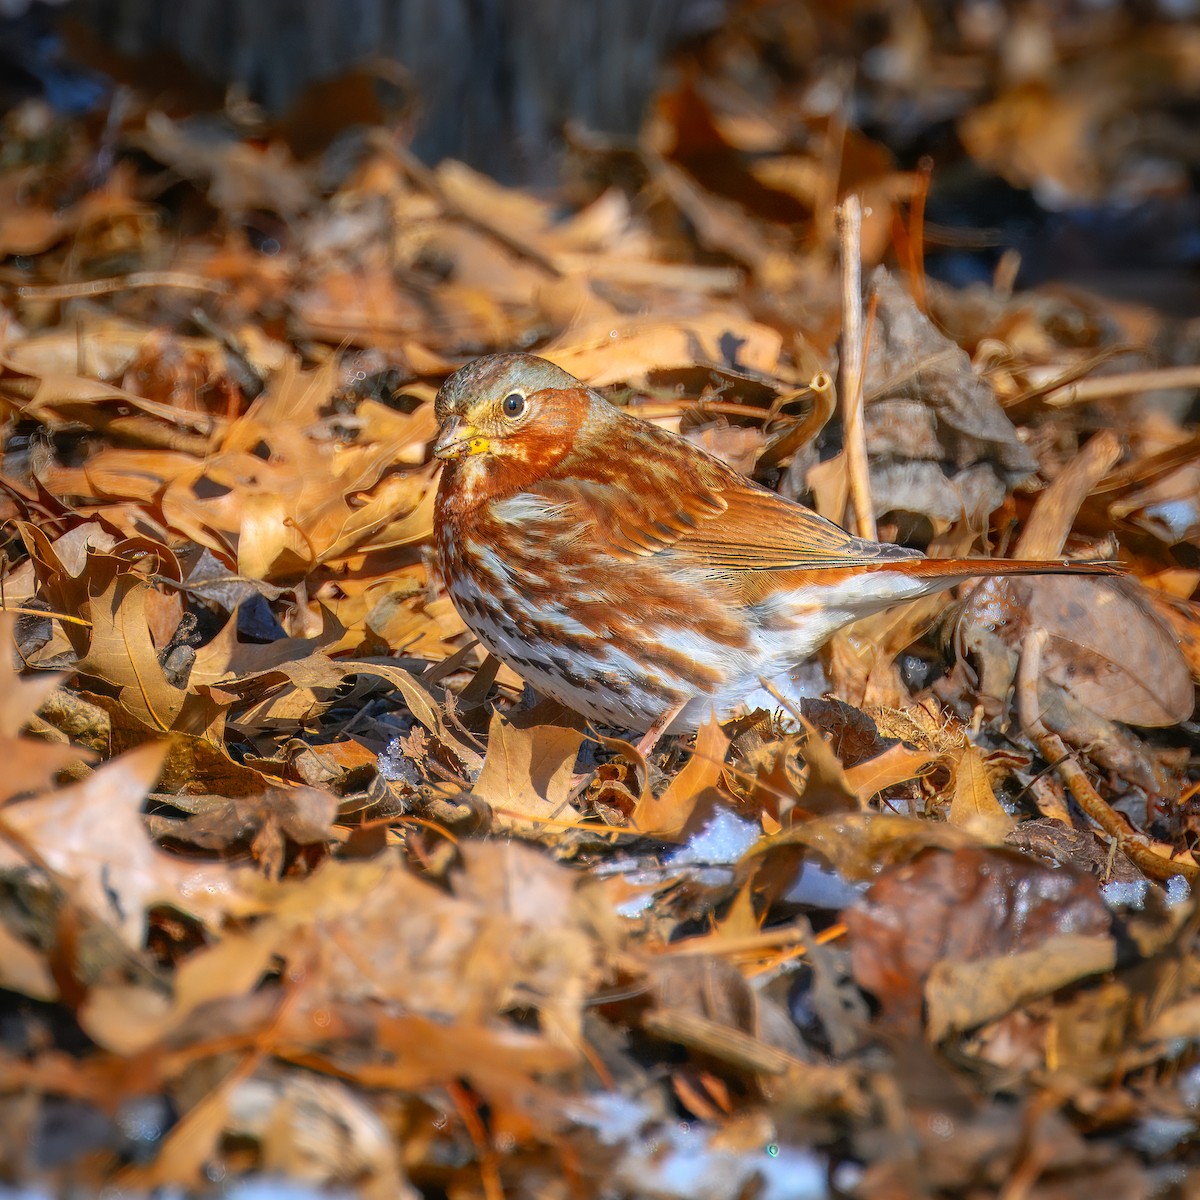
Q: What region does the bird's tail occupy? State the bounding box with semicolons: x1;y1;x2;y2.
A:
861;557;1120;582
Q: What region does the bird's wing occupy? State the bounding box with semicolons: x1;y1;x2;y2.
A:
548;420;919;571
535;415;1112;583
667;478;921;570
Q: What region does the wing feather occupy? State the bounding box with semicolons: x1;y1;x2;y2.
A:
546;418;920;572
670;481;921;570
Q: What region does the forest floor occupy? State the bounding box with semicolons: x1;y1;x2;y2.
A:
0;3;1199;1197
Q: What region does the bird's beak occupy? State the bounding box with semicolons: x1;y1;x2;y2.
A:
433;418;491;461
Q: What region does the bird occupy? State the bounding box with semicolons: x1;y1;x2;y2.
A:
432;353;1113;754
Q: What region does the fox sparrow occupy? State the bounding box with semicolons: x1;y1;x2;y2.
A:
433;354;1111;750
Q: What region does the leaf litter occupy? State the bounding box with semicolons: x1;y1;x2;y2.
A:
0;5;1199;1198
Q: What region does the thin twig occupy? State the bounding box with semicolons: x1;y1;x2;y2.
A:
906;155;932;314
756;370;837;471
665;922;847;958
16;272;228;301
837;195;876;540
640;1009;804;1075
1043;365;1200;408
1014;429;1122;558
628;400;784;422
0;604;91;628
814;65;851;250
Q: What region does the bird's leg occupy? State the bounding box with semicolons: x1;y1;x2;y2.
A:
558;700;689;811
633;699;689;760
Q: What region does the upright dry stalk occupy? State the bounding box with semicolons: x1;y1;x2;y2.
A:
837;195;876;540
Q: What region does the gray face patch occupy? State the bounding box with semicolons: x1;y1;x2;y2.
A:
434;354;581;424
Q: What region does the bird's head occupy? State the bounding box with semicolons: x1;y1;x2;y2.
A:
433;353;605;509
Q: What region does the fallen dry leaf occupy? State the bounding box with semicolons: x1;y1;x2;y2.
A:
1;742;243;947
947;742;1014;842
473;712;584;824
846;846;1113;1030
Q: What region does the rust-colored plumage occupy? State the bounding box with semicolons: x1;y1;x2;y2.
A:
433;353;1111;740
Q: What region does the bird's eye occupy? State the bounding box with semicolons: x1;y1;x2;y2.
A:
502;392;526;418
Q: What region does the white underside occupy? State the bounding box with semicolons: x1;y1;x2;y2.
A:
456;569;946;734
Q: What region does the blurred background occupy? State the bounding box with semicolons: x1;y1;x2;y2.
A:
1;8;1199;1195
2;0;1199;312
